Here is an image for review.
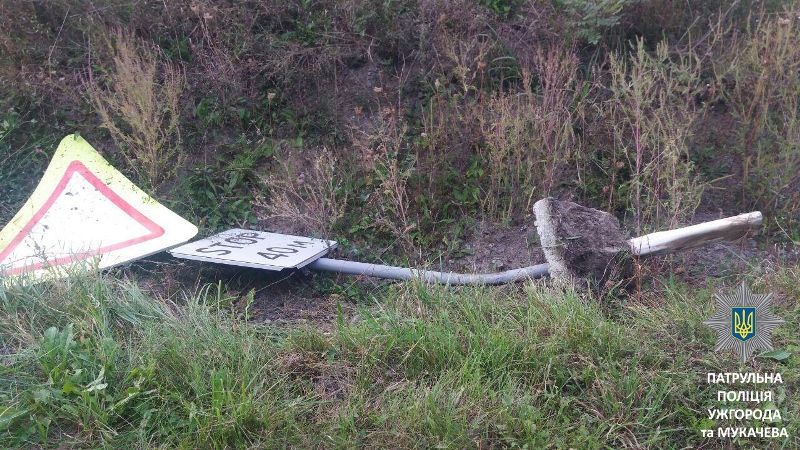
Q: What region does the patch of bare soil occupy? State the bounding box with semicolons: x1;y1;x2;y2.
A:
444;216;546;274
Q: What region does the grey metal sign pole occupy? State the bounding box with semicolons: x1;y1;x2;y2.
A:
169;209;762;286
306;258;550;285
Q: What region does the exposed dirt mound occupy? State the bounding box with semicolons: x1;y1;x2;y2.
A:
444;216;545;274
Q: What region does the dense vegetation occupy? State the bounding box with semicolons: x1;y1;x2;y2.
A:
1;0;798;448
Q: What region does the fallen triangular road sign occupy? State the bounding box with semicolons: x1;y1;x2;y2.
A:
0;135;197;283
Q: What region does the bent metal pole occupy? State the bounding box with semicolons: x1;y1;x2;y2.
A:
306;258;551;285
305;212;762;285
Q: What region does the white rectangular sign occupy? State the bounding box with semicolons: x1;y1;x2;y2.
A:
168;229;337;271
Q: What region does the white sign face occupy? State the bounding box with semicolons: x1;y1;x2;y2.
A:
168;229;337;270
0;135;198;283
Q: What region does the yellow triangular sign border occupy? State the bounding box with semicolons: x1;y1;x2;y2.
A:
0;135;197;283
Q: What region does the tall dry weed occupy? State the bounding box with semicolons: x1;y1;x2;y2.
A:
714;9;800;219
607;39;705;232
479;44;585;219
419;42;586;223
258;147;347;240
360;109;419;251
86;28;183;189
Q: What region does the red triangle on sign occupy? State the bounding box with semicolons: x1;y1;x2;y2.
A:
0;160;165;275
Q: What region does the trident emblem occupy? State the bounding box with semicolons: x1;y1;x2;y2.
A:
732;307;756;341
704;283;783;363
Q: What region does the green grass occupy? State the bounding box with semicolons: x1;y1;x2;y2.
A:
1;271;796;448
1;2;799;448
